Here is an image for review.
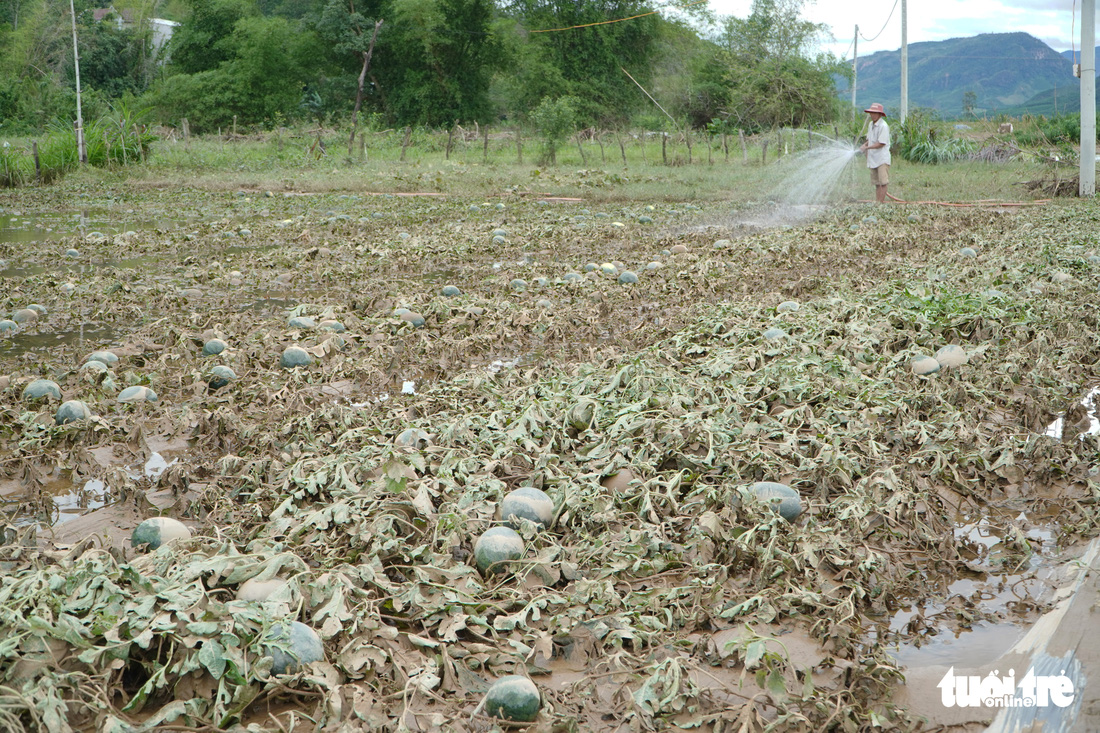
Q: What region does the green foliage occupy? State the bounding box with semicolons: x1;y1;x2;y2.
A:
152;10;320;131
0;105;155;186
710;0;846;132
1012;114;1097;152
530;94;578;164
893;108;973;164
497;0;663;126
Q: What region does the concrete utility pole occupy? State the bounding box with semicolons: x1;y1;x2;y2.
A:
1081;0;1096;196
68;0;86;163
852;25;858;119
900;0;908;121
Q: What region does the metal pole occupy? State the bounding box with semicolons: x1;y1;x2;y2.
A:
852;25;858;119
1082;0;1096;197
68;0;86;164
900;0;908;122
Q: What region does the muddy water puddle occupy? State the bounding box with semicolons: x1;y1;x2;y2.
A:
0;324;119;358
0;209;188;245
1;439;189;528
872;508;1070;672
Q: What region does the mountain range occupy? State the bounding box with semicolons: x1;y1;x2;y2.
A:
834;32;1092;118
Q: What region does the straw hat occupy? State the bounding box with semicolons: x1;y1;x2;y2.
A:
864;103;887;116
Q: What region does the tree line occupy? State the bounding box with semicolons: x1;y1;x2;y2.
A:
0;0;850;137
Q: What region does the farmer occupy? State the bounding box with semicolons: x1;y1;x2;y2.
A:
859;103;891;203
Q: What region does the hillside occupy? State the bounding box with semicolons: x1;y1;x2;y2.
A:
835;32;1073;117
1061;48;1100;76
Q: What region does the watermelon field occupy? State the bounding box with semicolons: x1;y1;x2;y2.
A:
1;152;1099;731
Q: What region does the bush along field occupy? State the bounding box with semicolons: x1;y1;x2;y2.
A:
0;184;1099;731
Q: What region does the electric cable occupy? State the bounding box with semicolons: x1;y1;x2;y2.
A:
529;0;709;34
858;0;900;43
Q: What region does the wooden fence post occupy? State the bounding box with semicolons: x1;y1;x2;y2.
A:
739;129;747;163
400;126;411;161
661;133;667;165
639;132;647;165
515;128;523;164
685;130;692;165
359;133;366;162
445;125;455;160
482;126;489;163
182;118;190;151
596;132;606;163
575;133;586;165
761;140;768;165
33;141;41;182
617;132;627;166
722;132;728;162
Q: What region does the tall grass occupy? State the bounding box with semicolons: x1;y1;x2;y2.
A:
0;106;155;187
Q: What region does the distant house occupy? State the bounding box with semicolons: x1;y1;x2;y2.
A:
91;6;134;30
90;7;179;60
150;18;179;56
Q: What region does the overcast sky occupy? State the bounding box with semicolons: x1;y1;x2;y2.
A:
704;0;1082;59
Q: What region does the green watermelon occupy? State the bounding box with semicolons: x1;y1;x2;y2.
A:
12;309;37;325
288;316;316;330
131;516;192;550
118;386;158;403
0;319;17;333
484;675;541;722
280;346;313;369
474;527;524;574
207;365;237;390
400;311;426;328
85;350;120;366
617;271;639;284
748;482;802;521
263;622;325;675
23;379;62;401
55;400;92;425
202;339;228;356
441;285;462;297
501;487;554;529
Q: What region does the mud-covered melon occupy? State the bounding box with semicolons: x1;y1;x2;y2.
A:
207;365;237;390
288;316;316;330
748;482;802;522
280;346;313;369
55;400;92;425
237;578;290;602
85;350;119;366
474;527;524;574
317;320;345;333
202;339;228;356
118;385;158;403
263;622;325;674
400;311;426;328
23;379;62;401
484;675;541;722
911;356;940;375
12;309;37;325
0;319;17;333
442;285;462;297
131;516;192;550
501;487;554;529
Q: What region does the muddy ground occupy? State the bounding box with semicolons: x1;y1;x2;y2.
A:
1;183;1099;732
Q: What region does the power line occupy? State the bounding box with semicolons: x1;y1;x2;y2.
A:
529;0;708;33
859;0;900;43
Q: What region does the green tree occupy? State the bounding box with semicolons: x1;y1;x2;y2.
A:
152;6;320;130
497;0;663;125
962;90;977;117
711;0;845;130
530;93;576;163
